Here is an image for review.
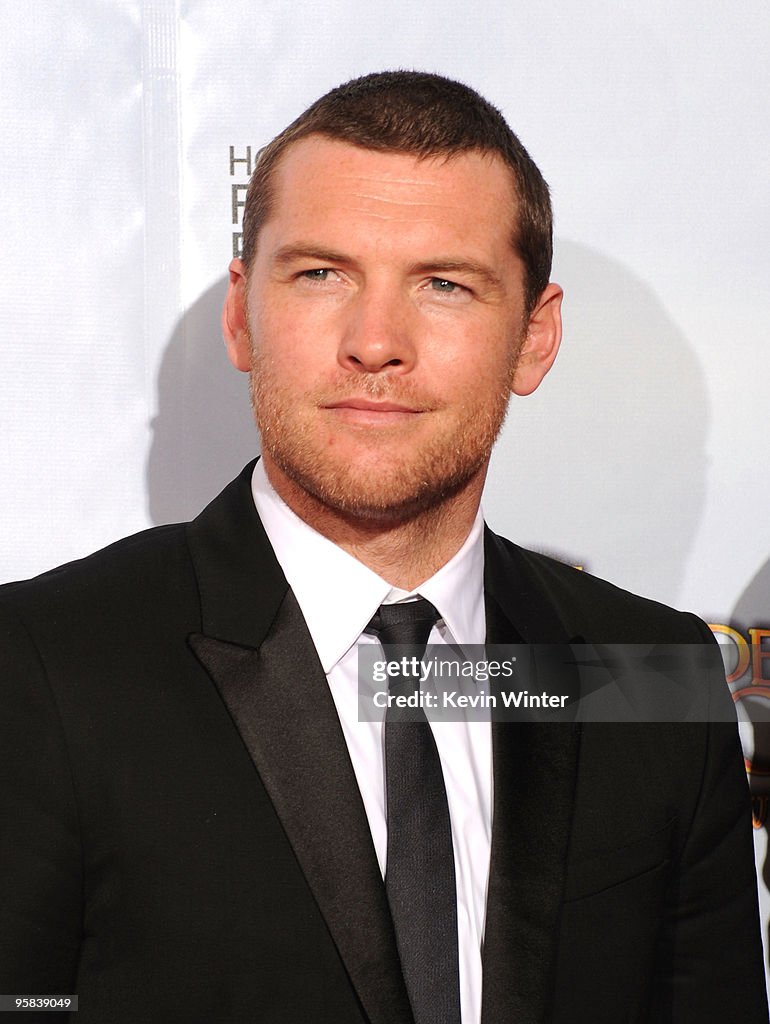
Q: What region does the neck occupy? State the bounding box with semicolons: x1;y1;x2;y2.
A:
262;455;485;591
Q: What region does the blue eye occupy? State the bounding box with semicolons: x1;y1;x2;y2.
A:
302;269;332;281
431;278;458;292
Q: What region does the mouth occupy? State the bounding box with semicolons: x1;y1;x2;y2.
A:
322;398;426;425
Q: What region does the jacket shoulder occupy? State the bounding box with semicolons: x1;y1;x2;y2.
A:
490;532;709;643
0;523;196;639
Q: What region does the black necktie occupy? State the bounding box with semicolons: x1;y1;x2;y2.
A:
366;599;462;1024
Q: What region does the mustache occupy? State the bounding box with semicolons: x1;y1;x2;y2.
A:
308;373;440;411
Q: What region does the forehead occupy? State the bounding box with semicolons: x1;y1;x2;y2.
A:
260;136;518;259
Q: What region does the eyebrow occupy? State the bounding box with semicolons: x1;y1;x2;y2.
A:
272;245;351;267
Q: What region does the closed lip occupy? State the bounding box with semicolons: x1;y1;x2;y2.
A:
323;399;423;413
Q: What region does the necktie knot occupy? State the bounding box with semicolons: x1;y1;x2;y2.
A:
366;597;441;652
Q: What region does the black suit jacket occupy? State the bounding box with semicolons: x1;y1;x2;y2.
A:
0;462;766;1023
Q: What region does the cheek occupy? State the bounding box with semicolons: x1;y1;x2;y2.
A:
249;312;303;373
431;328;517;397
252;297;340;369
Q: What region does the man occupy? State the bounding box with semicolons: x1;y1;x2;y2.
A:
0;72;766;1023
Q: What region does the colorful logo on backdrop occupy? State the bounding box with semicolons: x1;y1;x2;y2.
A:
710;624;770;828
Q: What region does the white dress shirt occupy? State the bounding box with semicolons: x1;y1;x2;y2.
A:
251;460;492;1024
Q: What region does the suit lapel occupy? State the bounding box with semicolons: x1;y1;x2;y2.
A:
482;530;582;1024
184;467;582;1023
186;465;412;1024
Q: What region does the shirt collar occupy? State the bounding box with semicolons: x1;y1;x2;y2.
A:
251;459;486;673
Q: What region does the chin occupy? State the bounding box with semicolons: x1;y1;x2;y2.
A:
269;444;484;524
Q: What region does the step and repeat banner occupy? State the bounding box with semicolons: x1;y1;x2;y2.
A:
2;0;769;993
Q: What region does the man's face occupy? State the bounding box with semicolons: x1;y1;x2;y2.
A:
225;136;561;522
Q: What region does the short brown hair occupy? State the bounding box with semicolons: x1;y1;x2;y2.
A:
241;70;553;313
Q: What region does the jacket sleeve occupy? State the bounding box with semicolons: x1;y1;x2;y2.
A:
0;601;82;1004
649;621;769;1021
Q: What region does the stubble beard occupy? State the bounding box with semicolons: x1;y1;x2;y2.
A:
248;344;519;526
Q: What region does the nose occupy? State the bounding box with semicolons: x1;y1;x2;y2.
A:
337;284;416;374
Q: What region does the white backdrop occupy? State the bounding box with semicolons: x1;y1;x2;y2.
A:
2;0;769;990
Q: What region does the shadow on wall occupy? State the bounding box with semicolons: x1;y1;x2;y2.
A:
484;239;708;606
733;564;770;638
147;276;258;525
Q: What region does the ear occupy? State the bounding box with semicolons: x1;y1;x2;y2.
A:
511;282;563;396
222;258;252;372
